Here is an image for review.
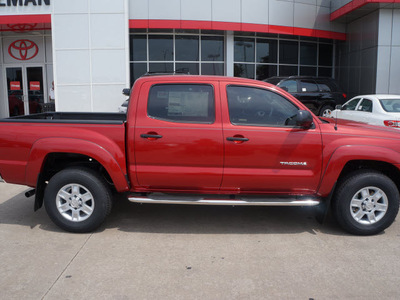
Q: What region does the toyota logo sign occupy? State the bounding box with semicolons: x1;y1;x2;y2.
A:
8;39;39;61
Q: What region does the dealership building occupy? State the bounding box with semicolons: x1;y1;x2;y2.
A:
0;0;400;118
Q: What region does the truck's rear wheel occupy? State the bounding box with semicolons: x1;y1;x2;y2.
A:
44;167;112;233
332;170;399;235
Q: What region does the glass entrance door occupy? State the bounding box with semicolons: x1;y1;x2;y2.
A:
5;66;45;117
6;67;25;116
26;67;44;114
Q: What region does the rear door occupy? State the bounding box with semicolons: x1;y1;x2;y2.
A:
220;82;323;194
134;80;223;192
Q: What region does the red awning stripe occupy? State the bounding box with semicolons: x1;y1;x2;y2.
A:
0;14;51;25
129;19;346;40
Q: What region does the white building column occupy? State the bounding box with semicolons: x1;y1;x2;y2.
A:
52;0;129;112
225;31;234;77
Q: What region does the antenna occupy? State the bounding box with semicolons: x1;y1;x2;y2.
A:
334;105;341;131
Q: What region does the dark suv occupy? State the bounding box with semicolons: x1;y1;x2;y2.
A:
264;76;347;117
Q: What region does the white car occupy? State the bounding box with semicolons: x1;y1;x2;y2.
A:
330;94;400;128
118;99;129;113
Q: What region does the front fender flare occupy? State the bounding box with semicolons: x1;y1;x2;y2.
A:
317;145;400;196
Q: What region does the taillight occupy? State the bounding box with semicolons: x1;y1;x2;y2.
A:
384;120;400;128
342;93;347;99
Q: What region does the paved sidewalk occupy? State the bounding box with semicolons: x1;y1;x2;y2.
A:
1;182;400;299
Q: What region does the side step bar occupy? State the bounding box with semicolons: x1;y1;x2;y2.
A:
128;193;320;207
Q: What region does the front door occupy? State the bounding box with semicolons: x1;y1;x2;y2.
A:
220;83;323;194
5;65;45;117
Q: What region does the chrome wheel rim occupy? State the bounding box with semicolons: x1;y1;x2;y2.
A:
56;184;95;222
322;109;332;117
350;186;388;225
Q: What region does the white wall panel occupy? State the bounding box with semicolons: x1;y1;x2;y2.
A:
241;0;269;25
129;0;149;19
56;85;92;112
389;47;400;94
315;6;331;31
317;0;330;7
90;0;125;14
295;0;316;5
212;0;241;23
294;3;317;28
269;0;294;27
149;0;180;20
92;85;127;112
392;9;400;46
91;50;126;84
53;15;89;49
90;14;126;49
181;0;212;21
378;9;393;46
376;46;391;93
55;50;91;84
53;0;89;14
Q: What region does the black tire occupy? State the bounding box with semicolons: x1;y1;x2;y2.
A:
332;170;400;235
319;105;334;117
44;167;112;233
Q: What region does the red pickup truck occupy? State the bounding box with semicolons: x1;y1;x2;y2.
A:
1;75;400;235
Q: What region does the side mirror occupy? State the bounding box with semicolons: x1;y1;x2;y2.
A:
122;88;131;96
295;110;313;129
335;105;342;110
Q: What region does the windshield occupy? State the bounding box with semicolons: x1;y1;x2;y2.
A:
379;99;400;112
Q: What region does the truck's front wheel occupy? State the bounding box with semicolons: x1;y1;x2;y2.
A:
44;167;112;233
333;170;399;235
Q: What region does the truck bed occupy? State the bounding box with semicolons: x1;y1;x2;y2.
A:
2;112;126;124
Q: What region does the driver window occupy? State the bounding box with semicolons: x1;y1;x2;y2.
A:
226;85;299;127
342;98;361;111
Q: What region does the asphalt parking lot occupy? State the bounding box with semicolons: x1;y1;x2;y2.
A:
1;183;400;299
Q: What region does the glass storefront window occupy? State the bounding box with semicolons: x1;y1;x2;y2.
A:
300;42;317;65
201;36;224;62
279;40;298;65
234;63;255;79
176;63;199;75
319;44;333;66
149;35;173;61
130;35;147;61
234;38;255;62
256;65;277;80
279;65;298;76
256;39;277;63
202;63;224;76
129;30;225;84
176;35;199;61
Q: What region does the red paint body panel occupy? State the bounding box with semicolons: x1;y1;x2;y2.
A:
2;76;400;200
0;122;128;191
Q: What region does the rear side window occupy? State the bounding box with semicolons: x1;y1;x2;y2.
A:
300;80;318;92
148;84;215;123
357;99;373;112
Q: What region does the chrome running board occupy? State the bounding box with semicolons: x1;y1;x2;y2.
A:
128;193;320;207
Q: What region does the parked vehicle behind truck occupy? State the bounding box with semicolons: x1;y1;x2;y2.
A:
1;75;400;235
